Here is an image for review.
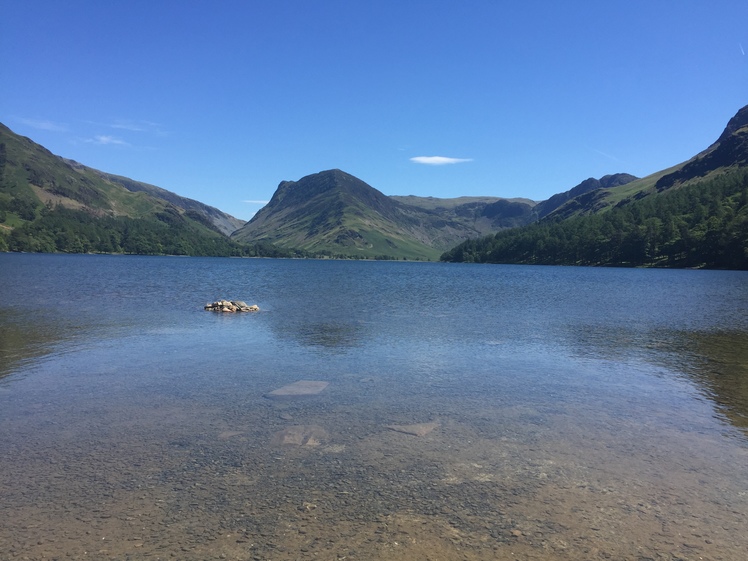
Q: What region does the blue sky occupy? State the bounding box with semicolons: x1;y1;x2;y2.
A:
2;1;747;221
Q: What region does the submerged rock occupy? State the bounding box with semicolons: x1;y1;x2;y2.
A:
385;421;440;437
218;430;245;440
271;425;329;446
204;300;259;313
265;380;329;399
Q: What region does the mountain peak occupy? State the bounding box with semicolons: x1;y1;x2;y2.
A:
233;169;425;257
268;169;382;210
656;104;748;189
714;104;748;146
535;173;638;218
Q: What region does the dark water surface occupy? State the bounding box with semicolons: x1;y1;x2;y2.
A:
1;253;747;560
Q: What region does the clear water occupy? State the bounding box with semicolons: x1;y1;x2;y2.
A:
1;253;747;560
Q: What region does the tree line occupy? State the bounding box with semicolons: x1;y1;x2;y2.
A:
441;168;748;270
0;204;303;258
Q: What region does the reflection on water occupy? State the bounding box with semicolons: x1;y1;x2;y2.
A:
0;254;747;561
282;320;366;350
671;330;748;430
568;322;748;434
0;309;79;380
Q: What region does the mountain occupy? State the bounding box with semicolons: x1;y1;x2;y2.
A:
9;101;744;265
536;107;748;222
654;104;748;190
0;123;243;235
77;165;245;236
0;123;302;257
441;104;748;269
231;169;538;260
533;173;638;219
391;195;537;233
231;168;643;261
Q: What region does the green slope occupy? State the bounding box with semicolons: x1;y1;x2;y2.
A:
0;123;244;234
441;104;748;269
544;106;748;221
232;170;540;260
232;169;441;259
0;123;295;257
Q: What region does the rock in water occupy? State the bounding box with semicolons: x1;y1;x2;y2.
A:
385;421;440;437
204;300;259;312
265;380;329;399
218;431;245;440
271;425;329;446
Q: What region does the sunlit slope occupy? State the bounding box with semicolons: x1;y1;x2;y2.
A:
232;170;438;259
232;169;543;260
0;122;244;235
441;103;748;269
547;105;748;220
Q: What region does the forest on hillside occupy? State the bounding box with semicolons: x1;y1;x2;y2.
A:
0;204;301;258
441;169;748;270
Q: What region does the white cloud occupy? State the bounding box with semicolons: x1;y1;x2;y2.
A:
82;119;167;136
110;119;167;135
88;135;130;146
110;120;148;132
410;156;473;165
16;117;68;132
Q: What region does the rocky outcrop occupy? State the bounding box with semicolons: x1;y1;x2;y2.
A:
204;300;259;313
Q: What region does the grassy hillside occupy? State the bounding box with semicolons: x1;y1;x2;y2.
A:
233;170;544;260
232;170;443;259
0;123;297;257
441;104;748;269
442;167;748;269
8;101;745;264
535;173;640;219
545;106;748;221
0;123;244;234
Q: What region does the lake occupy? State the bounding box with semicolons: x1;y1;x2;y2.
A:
1;253;747;560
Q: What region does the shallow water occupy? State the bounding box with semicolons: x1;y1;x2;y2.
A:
1;254;747;560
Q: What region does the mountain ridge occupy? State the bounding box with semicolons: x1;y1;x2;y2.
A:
0;122;244;236
0;122;300;257
231;169;548;259
232;168;642;260
440;103;748;269
233;169;448;259
654;105;748;191
4;102;746;265
535;173;639;219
